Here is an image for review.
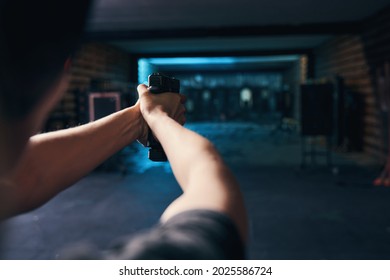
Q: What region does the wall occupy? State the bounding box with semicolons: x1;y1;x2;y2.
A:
314;35;374;154
361;7;390;161
46;42;131;130
314;6;390;162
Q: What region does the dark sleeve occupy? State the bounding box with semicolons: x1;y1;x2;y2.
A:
108;210;246;260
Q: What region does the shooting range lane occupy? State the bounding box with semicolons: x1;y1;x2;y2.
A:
2;123;390;259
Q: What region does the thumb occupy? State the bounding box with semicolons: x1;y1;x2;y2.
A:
137;84;149;98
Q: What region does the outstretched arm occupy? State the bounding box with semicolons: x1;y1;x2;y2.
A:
2;104;147;217
138;85;248;242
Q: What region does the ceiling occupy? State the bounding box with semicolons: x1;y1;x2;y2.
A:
109;35;330;55
85;0;389;58
87;0;389;31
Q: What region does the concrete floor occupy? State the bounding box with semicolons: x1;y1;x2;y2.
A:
2;122;390;259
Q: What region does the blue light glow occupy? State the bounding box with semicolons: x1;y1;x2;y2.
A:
148;57;235;65
138;55;300;83
146;55;300;65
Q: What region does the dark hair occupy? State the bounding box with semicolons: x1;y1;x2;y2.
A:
0;0;92;120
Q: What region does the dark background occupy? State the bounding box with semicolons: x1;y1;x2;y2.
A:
3;0;390;259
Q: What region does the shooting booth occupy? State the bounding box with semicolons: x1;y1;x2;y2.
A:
300;82;334;168
88;92;121;121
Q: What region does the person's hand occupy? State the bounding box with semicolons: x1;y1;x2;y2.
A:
136;84;186;144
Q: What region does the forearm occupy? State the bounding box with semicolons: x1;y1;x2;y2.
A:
6;105;143;214
148;114;219;189
148;114;247;241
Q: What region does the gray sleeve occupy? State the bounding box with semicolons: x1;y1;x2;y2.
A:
107;209;246;260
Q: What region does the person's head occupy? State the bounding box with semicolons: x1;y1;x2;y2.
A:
0;0;91;174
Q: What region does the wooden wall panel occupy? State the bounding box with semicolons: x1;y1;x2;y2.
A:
315;35;382;161
314;6;390;163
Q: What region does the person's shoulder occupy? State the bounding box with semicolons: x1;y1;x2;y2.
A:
108;209;246;260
